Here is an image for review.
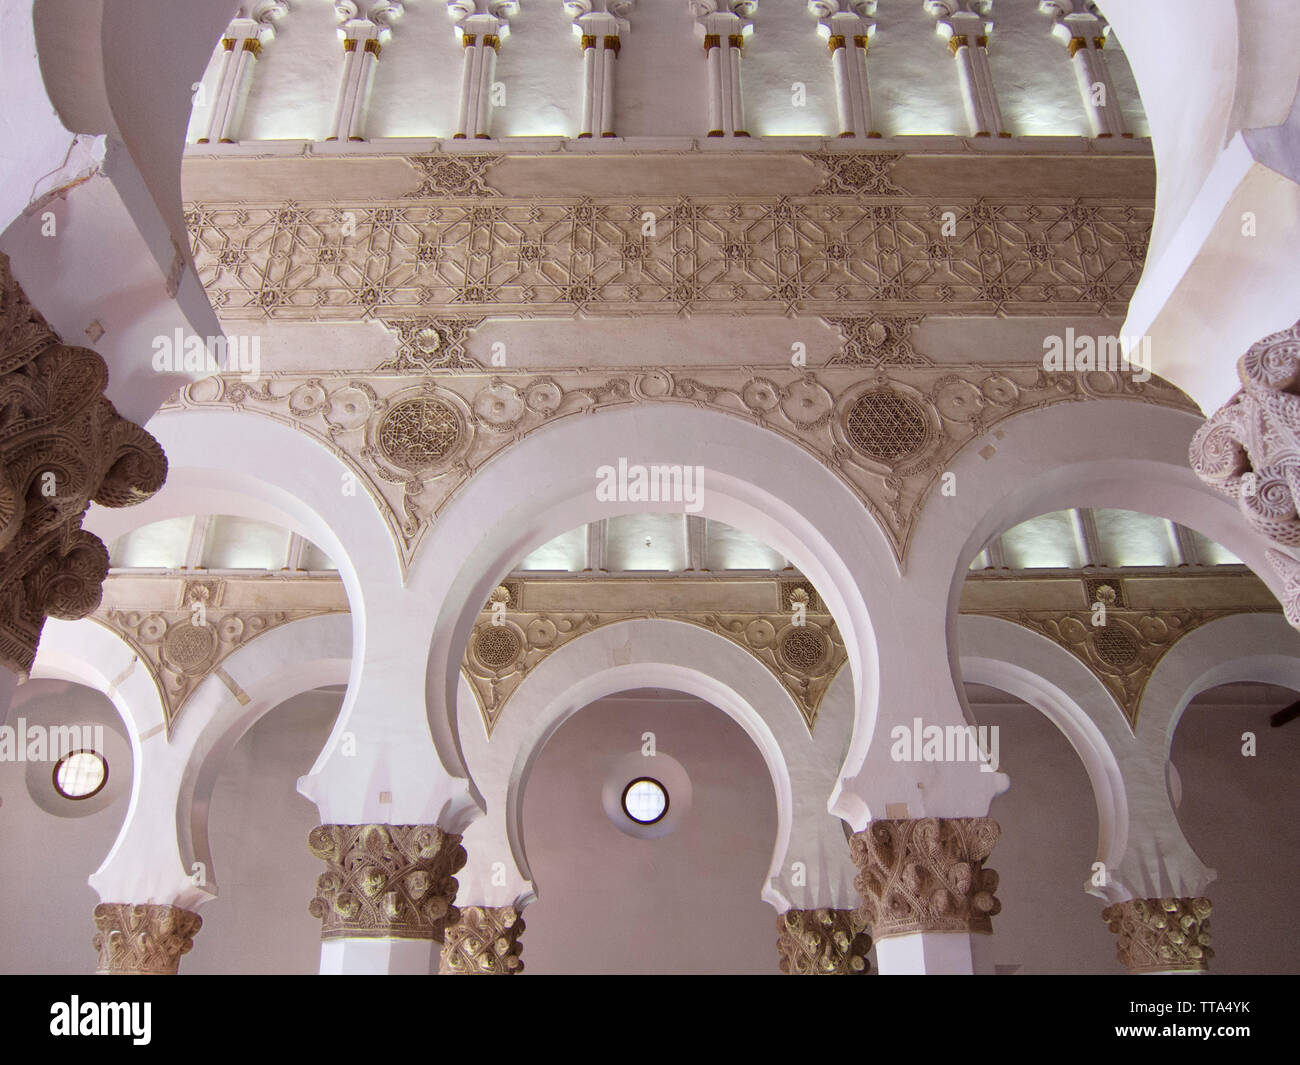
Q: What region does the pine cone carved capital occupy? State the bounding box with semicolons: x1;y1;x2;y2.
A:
1102;896;1213;973
92;903;202;975
849;817;1002;939
0;252;167;674
777;908;872;974
308;824;466;941
440;905;525;974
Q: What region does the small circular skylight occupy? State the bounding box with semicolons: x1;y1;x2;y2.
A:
53;750;107;800
621;777;668;824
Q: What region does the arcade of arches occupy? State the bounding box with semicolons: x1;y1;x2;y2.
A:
2;0;1299;975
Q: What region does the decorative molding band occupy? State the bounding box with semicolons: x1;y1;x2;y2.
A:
92;903;203;975
185;194;1153;320
465;593;846;734
308;824;466;941
90;577;348;733
439;904;525;973
962;593;1280;729
1101;896;1213;974
850;817;1001;939
0;253;168;674
1190;319;1300;627
776;907;872;974
161;365;1193;571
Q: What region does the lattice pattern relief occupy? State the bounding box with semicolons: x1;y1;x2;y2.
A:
186;196;1152;319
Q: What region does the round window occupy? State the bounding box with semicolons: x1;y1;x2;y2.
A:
621;777;669;825
52;750;108;800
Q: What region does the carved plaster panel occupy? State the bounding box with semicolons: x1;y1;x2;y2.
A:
185;194;1153;320
963;596;1279;729
161;366;1193;570
464;588;846;734
90;577;348;732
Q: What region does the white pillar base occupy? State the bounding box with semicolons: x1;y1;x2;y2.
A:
875;931;987;974
318;937;438;975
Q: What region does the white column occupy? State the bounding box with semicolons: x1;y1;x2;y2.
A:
1040;3;1129;138
812;3;878;139
586;519;608;572
693;3;752;138
199;6;286;145
685;515;708;571
449;6;513;139
328;11;399;142
571;6;631;139
926;1;1008;137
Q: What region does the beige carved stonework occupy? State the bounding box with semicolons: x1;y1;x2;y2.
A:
161;365;1192;569
965;601;1277;730
1190;319;1300;627
91;575;349;732
465;590;845;734
1101;896;1214;974
308;824;466;941
0;253;168;674
777;908;872;975
185;192;1151;320
92;903;203;975
439;905;525;974
850;817;1002;939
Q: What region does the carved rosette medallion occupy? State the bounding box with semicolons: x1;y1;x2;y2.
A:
92;903;203;975
776;908;872;975
439;905;525;974
850;817;1002;939
307;824;466;941
0;253;167;673
1101;896;1214;973
1190;319;1300;626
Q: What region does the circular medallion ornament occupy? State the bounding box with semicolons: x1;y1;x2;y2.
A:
844;389;931;462
325;386;374;432
162;622;218;675
742;378;782;414
472;382;526;431
780;377;835;428
474;626;522;670
779;627;828;672
376;397;464;471
1093;627;1138;669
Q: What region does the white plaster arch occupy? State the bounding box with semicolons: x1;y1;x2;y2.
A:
958;614;1130;898
416;403;890;808
1139;611;1300;757
456;619;860;913
31;612;351;909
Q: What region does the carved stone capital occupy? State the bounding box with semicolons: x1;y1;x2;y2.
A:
849;817;1002;938
1190;320;1300;625
92;903;203;975
777;908;872;974
1102;896;1214;973
308;824;466;940
0;252;167;674
439;904;525;973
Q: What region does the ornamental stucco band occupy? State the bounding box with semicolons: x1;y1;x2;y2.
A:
850;817;1002;939
308;824;466;941
185;193;1151;320
92;903;203;975
163;365;1193;572
0;253;169;675
776;907;872;975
